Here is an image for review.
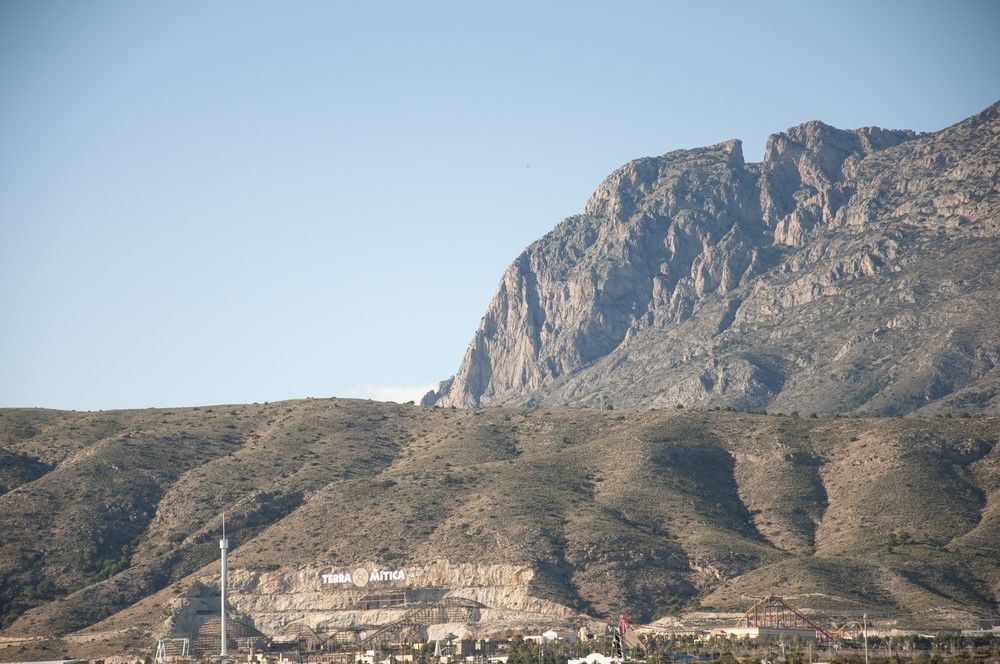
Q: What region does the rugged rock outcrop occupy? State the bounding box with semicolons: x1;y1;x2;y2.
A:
424;101;1000;413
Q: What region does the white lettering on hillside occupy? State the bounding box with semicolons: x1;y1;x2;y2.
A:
321;568;406;584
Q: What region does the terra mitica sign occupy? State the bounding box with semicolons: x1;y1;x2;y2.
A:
321;566;406;587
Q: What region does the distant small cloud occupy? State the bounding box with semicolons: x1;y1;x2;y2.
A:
348;384;435;404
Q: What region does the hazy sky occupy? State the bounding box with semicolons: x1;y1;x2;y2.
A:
2;1;998;410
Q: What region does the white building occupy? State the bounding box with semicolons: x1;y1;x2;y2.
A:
960;626;1000;637
568;654;623;664
542;629;580;643
715;626;818;642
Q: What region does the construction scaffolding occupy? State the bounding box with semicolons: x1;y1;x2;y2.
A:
190;615;269;656
155;637;190;662
356;591;408;610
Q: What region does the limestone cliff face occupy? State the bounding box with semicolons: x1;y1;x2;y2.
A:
425;101;1000;413
218;561;572;637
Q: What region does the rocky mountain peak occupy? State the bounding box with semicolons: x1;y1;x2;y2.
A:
425;101;1000;414
583;139;746;222
763;121;916;182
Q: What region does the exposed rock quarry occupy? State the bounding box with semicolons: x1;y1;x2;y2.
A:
224;561;571;633
423;101;1000;414
160;560;579;643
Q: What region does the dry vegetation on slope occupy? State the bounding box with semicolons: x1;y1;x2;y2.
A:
1;399;998;660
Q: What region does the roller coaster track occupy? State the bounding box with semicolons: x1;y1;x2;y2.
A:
741;595;837;642
356;598;485;649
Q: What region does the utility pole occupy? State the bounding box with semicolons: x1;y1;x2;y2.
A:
863;613;869;664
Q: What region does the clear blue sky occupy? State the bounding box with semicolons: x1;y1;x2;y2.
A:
2;1;998;410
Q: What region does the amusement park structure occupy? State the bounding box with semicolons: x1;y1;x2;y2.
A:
740;595;837;642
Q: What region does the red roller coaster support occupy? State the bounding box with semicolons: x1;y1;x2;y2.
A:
740;595;837;642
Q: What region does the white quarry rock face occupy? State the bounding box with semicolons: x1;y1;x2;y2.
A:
186;560;582;637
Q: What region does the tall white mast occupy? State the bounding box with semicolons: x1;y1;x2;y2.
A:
863;613;869;664
220;513;229;658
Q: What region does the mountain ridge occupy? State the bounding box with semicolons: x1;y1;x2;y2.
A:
1;401;999;661
423;101;1000;413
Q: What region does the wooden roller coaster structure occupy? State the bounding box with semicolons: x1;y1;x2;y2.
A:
356;596;485;649
284;597;487;651
740;595;837;642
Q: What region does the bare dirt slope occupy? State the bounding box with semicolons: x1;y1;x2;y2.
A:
1;401;998;659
